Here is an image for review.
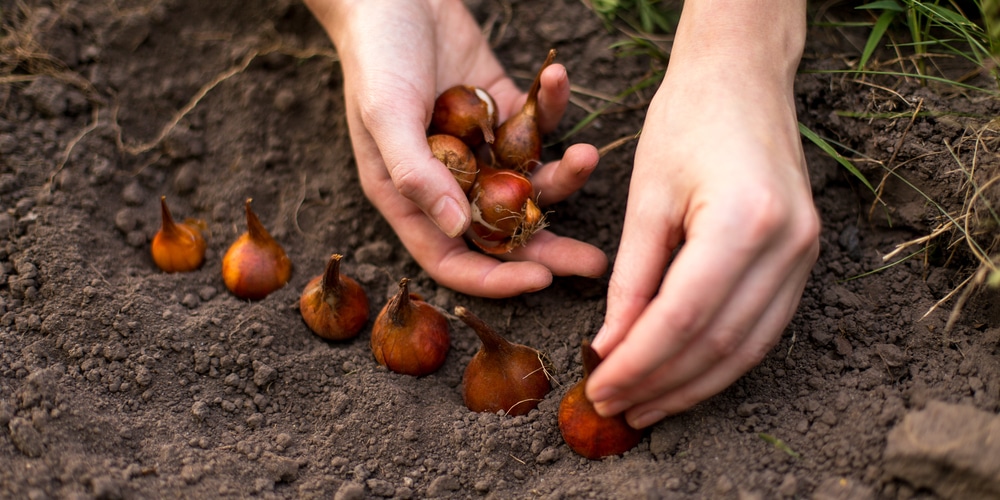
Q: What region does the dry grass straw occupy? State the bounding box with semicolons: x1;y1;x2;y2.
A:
0;0;98;105
881;117;1000;331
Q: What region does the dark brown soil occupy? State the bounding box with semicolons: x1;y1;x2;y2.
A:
2;1;999;499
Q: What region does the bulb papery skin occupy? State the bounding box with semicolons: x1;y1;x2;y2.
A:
467;165;546;254
152;196;206;273
490;49;556;173
370;278;450;376
558;341;643;459
221;199;292;300
457;306;551;416
430;85;498;146
299;254;370;341
428;134;478;194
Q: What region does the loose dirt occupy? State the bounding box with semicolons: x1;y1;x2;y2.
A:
2;1;999;498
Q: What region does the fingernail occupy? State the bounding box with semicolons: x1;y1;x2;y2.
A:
588;384;617;404
593;398;629;417
592;325;607;347
629;410;666;429
431;196;468;238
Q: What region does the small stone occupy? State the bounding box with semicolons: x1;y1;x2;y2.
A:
333;482;365;500
197;286;217;301
275;432;293;450
191;401;209;420
121;182;145;206
8;417;45;457
181;293;199;309
252;361;277;387
778;473;798;497
536;446;560;464
365;479;394;497
262;452;300;482
91;476;123;499
427;476;460;497
174;162;200;194
114;208;139;233
273;88;296;112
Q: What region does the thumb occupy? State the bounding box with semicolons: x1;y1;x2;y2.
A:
373;113;472;239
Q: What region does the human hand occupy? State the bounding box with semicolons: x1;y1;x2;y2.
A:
304;0;607;297
585;0;820;428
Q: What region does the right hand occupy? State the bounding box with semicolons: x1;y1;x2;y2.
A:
304;0;608;298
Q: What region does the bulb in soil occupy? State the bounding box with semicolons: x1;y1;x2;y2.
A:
299;254;370;341
221;198;292;300
151;196;206;273
456;306;551;416
558;340;643;459
370;278;450;376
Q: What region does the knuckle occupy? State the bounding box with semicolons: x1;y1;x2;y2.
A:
390;162;423;201
734;188;786;241
705;328;741;360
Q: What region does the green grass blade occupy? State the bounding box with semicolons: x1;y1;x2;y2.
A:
859;10;898;70
798;122;876;194
800;68;1000;94
857;0;906;11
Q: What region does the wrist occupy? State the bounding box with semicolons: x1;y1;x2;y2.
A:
669;0;806;84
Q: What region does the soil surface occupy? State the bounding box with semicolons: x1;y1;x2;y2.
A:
2;1;1000;499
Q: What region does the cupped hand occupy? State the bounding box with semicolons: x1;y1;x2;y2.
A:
305;0;607;297
585;1;819;429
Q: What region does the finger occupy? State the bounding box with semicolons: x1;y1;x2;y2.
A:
531;143;600;206
623;254;815;428
536;63;570;134
590;175;682;357
501;230;608;278
490;63;569;129
595;233;816;419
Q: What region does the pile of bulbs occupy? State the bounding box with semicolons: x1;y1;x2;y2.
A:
147;50;640;460
430;49;559;254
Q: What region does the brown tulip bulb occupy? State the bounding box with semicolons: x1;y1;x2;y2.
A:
151;196;206;273
456;306;551;416
466;163;546;254
558;340;643;459
371;278;450;376
428;134;478;194
491;49;556;173
430;85;498;146
221;198;292;300
299;254;370;341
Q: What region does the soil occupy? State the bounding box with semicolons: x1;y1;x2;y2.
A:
2;0;1000;499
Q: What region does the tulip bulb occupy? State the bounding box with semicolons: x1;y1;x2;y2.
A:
430;85;498;146
491;49;556;173
456;306;550;416
466;163;546;254
151;196;206;273
428;134;478;194
221;198;292;300
299;254;370;341
370;278;450;376
558;340;643;459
